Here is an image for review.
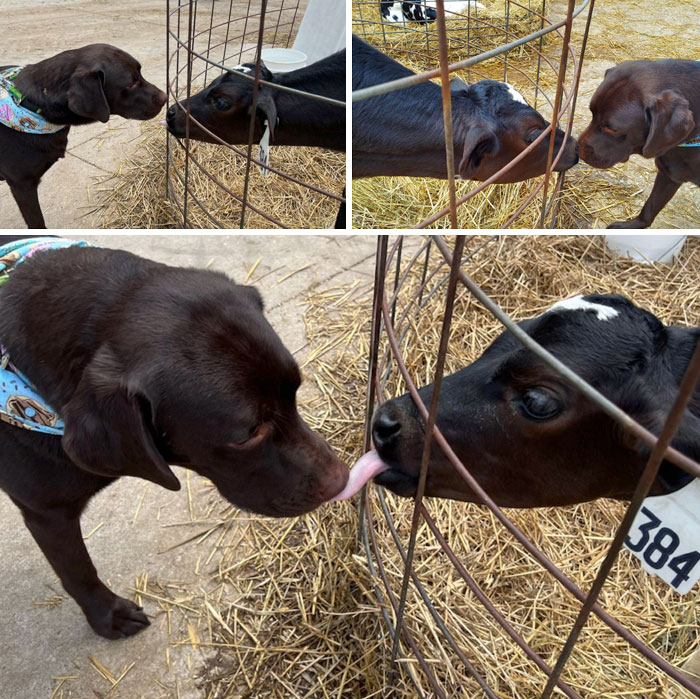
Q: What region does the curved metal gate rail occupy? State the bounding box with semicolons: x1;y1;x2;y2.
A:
165;0;345;229
359;235;700;697
352;0;594;228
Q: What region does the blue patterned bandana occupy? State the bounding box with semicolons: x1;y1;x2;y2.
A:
0;237;91;435
0;67;67;135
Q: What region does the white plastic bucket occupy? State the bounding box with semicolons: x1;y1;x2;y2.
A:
604;235;687;264
261;48;307;72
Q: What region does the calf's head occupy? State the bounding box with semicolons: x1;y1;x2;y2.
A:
579;60;696;168
61;274;347;517
454;79;579;182
338;294;700;507
166;63;277;144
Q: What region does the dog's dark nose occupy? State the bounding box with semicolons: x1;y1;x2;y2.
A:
372;410;402;451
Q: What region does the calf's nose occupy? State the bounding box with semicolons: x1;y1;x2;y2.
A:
372;410;402;451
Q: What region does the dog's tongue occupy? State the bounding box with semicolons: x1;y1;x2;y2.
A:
330;450;390;502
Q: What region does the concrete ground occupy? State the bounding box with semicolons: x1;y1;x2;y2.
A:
0;235;378;699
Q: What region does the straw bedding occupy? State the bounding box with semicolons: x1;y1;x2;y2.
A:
89;235;699;699
96;121;345;230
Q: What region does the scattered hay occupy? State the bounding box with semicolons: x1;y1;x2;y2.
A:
130;235;700;698
352;167;644;229
95;120;345;229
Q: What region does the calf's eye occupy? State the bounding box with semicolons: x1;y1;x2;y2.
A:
214;97;232;111
519;387;562;421
525;129;542;144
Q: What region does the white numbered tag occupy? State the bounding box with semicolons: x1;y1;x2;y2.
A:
257;120;271;177
624;479;700;595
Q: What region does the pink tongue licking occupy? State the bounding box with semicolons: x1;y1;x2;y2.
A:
331;450;390;502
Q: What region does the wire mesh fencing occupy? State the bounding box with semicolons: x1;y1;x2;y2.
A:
166;0;346;229
358;235;700;697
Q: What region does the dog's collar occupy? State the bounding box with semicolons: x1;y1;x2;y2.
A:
0;66;67;135
0;238;91;435
679;134;700;148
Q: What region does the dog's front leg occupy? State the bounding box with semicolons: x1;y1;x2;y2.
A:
19;505;150;639
7;179;47;229
608;169;682;229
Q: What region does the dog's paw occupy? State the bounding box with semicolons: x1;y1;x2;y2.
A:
85;594;151;639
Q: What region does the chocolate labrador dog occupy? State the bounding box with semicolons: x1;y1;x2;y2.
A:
0;240;347;639
579;59;700;228
0;45;166;228
334;294;699;506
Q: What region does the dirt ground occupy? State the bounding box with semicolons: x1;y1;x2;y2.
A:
0;235;379;699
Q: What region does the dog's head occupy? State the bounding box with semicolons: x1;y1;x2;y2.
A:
166;64;278;144
60;272;347;517
337;294;700;507
453;79;579;183
58;44;166;123
579;60;697;168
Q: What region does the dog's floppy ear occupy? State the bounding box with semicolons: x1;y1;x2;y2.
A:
61;346;180;491
458;121;499;180
642;90;695;158
68;69;110;123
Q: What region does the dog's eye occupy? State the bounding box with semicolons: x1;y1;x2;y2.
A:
214;97;233;111
519;388;562;421
602;125;619;135
227;422;273;450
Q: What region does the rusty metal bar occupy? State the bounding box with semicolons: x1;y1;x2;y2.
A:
239;0;268;229
434;1;458;228
389;236;466;673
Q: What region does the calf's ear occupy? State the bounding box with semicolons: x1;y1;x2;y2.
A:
642;90;695;158
620;379;700;492
61;346;180;491
68;69;110;123
254;88;278;139
458;122;499;180
450;76;469;92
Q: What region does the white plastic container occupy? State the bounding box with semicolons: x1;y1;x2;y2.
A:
261;48;307;72
604;235;687;264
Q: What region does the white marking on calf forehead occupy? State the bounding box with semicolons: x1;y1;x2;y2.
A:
549;294;619;321
233;64;253;74
504;82;528;105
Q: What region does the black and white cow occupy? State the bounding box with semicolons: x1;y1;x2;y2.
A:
379;1;484;24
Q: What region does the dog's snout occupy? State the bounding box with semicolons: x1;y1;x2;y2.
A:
372;410;402;451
